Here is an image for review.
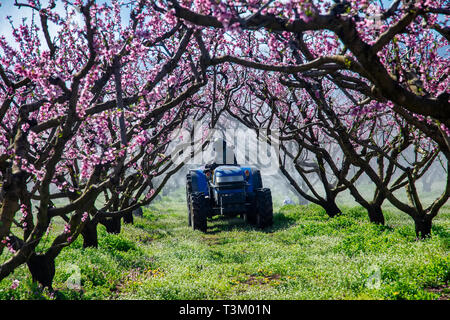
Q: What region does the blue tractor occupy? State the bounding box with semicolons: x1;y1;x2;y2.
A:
185;139;273;232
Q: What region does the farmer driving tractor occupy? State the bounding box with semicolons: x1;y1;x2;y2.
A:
205;137;237;174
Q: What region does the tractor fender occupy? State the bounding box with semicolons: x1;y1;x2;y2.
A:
188;169;209;195
241;167;263;193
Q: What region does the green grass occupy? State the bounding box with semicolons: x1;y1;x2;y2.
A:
0;188;448;300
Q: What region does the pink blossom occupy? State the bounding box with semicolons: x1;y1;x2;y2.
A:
10;280;20;290
64;224;71;234
81;212;89;222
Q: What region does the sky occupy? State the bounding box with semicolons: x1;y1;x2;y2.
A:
0;0;81;49
0;0;132;50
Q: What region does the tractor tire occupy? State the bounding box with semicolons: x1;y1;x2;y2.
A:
191;192;208;232
241;192;256;225
186;174;192;226
243;197;257;225
255;188;273;229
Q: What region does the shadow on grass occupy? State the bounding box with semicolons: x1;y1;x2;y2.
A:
432;224;449;237
205;212;297;235
432;225;450;248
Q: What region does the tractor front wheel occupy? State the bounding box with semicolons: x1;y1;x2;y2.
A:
191;192;208;232
243;195;257;225
255;188;273;229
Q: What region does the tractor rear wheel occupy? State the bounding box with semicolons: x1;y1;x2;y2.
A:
255;188;273;229
191;192;207;232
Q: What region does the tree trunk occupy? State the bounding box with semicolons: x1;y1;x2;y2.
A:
27;253;55;290
414;217;432;239
321;200;341;218
81;218;98;248
100;216;121;234
367;204;385;225
0;192;20;255
111;216;121;233
123;211;133;224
